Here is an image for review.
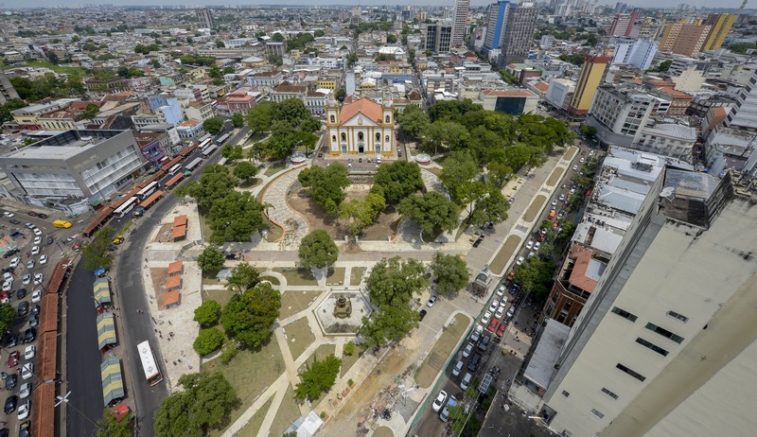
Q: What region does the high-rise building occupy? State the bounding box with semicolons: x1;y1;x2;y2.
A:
483;0;509;51
528;165;757;437
608;13;632;37
703;13;737;51
0;73;19;105
424;21;454;53
725;70;757;130
451;0;470;47
659;19;711;56
586;84;670;146
196;8;214;30
569;55;610;116
611;38;658;70
498;2;537;66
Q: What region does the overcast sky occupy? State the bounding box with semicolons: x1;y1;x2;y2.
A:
2;0;749;10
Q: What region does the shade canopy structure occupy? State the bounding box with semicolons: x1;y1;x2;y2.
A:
101;354;125;407
93;277;111;306
97;312;117;351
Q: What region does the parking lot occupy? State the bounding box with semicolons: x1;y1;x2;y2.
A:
0;209;72;437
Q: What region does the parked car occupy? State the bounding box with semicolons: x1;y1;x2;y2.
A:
478;333;491;352
469;329;480;344
460;372;473;390
418;309;427;321
3;395;17;414
462;342;474;358
452;360;464;377
427;295;437;308
46;237;54;245
467;353;481;372
31;305;40;317
496;285;506;297
33;273;43;286
3;334;18;349
481;311;492;325
17;400;29;420
18;421;30;437
9;219;19;225
2;212;14;218
25;260;34;270
21;363;33;381
21;274;31;285
487;318;501;334
440;396;457;422
516;256;525;266
22;328;36;344
496;322;507;337
30;246;39;256
4;373;17;390
9;257;20;268
23;346;35;361
31;289;41;303
17;301;29;317
18;383;30;400
32;236;41;246
32;228;41;237
431;390;448;412
6;351;19;368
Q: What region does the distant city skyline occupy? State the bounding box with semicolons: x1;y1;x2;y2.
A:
0;0;751;11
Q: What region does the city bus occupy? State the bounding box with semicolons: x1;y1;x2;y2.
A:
136;181;159;200
168;163;182;175
184;157;203;174
139;190;163;211
201;144;218;158
164;172;184;190
113;197;138;218
137;340;163;386
198;138;212;151
216;133;230;145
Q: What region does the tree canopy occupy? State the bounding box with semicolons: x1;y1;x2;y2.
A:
194;300;222;328
440;151;478;205
197;246;225;278
153;372;239;437
233;161;258;183
97;408;131;437
339;192;386;236
231;112;244;127
295;354;341;401
221;282;280;349
469;186;509;227
207;191;266;243
430;252;470;297
178;165;237;212
226;262;260;293
247;100;320;159
203;117;224;135
514;257;556;298
372;161;424;206
298;164;350;215
399;192;459;240
0;303;16;337
298;230;339;270
82;225;115;270
396;104;430;141
193;327;224;356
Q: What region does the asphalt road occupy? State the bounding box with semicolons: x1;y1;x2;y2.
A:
65;127;247;436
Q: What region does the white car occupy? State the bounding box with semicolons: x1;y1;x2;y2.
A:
32;228;42;236
9;256;20;268
25;259;34;270
516;256;525;266
3;272;12;282
572;165;579;171
559;194;566;201
22;274;31;285
496;285;506;297
488;301;498;313
2;211;14;218
17;400;30;420
462;342;474;358
432;390;448;413
551;200;557;207
33;273;43;285
452;360;464;377
31;289;42;303
19;382;31;400
21;362;34;380
33;236;41;245
481;311;492;325
495;306;505;319
31;246;40;256
506;307;515;319
580;157;585;163
39;255;47;265
528;251;536;258
525;240;534;250
534;242;541;251
2;279;12;292
24;345;36;360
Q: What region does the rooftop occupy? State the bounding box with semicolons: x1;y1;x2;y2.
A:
338;97;384;124
0;129;128;161
523;319;570;391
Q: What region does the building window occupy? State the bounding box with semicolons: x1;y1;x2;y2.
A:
341;133;346;142
645;323;684;344
358;132;364;141
375;132;381;142
616;363;646;382
591;409;605;419
385;115;391;123
332;135;337;142
611;306;637;322
636;337;669;356
666;311;688;323
601;387;618;400
385;135;390;143
562;390;570;398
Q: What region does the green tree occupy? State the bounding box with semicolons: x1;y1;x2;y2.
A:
0;303;16;335
580;125;597;138
233;161;258;183
372;161;424;206
339;192;386;236
231;112;244;128
266;53;283;66
295;354;341;401
386;34;398;44
96;408;131;437
222;144;244;161
430;252;470;297
82;226;115;270
207;191;266;243
221;282;281;349
346;52;358;68
0;99;25;124
151;59;161;68
193;328;225;355
335;88;346;102
226;262;260;293
272;32;285;42
469;186;509;227
396;105;430;141
203;117;224;135
298;230;339;271
650;59;672;72
425;120;470;154
81;103;100;120
399;192;459;240
197;246;225;278
178;165;237;212
153;372;239;437
514;257;556;298
247;101;275;133
487;161;513;187
215;39;225;48
314;29;325;37
194;300;222;328
298;164;350;215
440;151;477;204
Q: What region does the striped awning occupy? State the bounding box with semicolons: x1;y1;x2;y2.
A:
96;312;117;351
101;354;124;407
93;278;111;306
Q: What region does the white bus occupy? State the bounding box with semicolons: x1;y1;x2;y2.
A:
137;340;163;386
201;144;219;157
216;133;230;145
198;138;212;151
113;197;138;218
184;157;203;173
136;181;159;200
168;163;182;175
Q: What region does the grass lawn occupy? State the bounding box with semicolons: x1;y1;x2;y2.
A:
264;162;287;177
349;267;366;286
340;343;364;377
325;267;345;285
283;317;315;361
490;235;522;275
298;344;336;373
202;288;235;308
523;194;547;223
238;177;261;189
280;290;321;320
260;275;281;286
20;60;86;77
231;397;272;437
269;386;301;437
273;268;318;286
202;339;285;435
415;313;471;388
426;166;443;177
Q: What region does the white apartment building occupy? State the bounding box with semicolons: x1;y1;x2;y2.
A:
611;38;658;70
587;85;670;146
636;123;698;162
451;0;470;48
184;101;214;122
533;169;757;437
546;78;576;110
725;71;757;130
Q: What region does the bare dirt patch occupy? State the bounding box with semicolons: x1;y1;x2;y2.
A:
153;223;175;243
149;268;174;310
490;235;523;275
349;267;366;286
523;194;547;223
546;167;565;188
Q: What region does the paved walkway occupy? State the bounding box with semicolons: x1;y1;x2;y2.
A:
419;167;447;196
259;165;310;246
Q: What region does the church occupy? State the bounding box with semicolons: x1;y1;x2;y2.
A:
325;97;395;157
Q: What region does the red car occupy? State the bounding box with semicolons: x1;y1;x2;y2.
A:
0;292;8;304
496;322;507;337
486;318;501;334
7;351;19;368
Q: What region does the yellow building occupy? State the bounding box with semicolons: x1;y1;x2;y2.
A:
569;55;610;116
317;79;337;90
325;98;395;157
703;13;737;51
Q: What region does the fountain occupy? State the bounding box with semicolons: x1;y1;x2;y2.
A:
333;296;352;319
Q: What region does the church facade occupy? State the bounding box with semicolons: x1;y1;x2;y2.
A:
325;98;395;157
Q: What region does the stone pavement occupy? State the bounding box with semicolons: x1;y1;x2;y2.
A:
420;167;447;196
259;164;310;247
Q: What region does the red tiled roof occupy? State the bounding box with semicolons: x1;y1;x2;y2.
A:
160;290;181;307
173;215;188;227
168;261;183;275
273;81;307;93
165;276;182;290
338;97;383;124
567;245;599;293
